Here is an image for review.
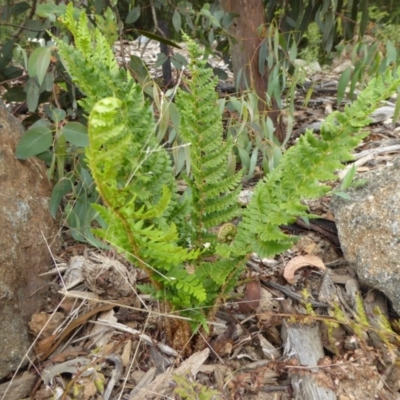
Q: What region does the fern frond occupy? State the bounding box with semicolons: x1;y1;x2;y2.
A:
88;96;195;253
198;259;238;285
165;265;207;303
55;4;129;114
233;68;400;257
176;35;243;242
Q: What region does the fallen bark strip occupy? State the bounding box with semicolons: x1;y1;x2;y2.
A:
283;321;336;400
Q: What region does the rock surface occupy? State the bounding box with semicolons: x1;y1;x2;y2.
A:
0;101;59;379
331;157;400;314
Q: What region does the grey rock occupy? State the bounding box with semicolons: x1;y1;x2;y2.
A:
331;156;400;314
0;101;59;378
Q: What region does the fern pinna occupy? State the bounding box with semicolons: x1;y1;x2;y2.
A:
56;4;400;338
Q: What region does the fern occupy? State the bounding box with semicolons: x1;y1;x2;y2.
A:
87;97;205;305
55;6;209;325
55;4;400;335
174;34;246;310
176;36;243;240
232;69;400;257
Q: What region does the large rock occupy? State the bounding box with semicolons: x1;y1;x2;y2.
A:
0;101;59;379
331;157;400;314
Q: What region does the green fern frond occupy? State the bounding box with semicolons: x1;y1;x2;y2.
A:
176;35;243;242
233;68;400;258
88;97;200;268
55;5;128;114
59;4;77;36
58;7;209;308
164;265;207;303
197;259;236;286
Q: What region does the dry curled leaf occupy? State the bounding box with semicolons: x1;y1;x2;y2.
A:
283;254;326;284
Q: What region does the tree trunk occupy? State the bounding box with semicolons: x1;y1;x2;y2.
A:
220;0;285;143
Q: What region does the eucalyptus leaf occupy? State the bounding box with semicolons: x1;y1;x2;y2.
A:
238;147;250;169
340;164;356;190
349;64;362;99
208;29;214;46
62;122;89;147
67;209;84;242
337;67;352;106
334;191;352;200
35;150;53;163
125;5;140;24
386;40;398;66
31;118;50;128
83;225;109;249
36;3;67;18
28;46;51;86
50;177;73;218
230;98;242;114
258;40;267;76
41;72;54;92
25;77;40;112
80;167;95;188
173;143;186;175
157;101;171;142
221;12;239;30
136;29;182;49
16;126;52;159
271;146;282;169
155;52;168;68
129;55;149;80
171;53;187;69
172;9;181;32
169;102;180;129
393;91;400;124
168;128;177;143
247;146;259;179
11;2;30;15
49;107;66;123
0;40;14;70
288;41;297;62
